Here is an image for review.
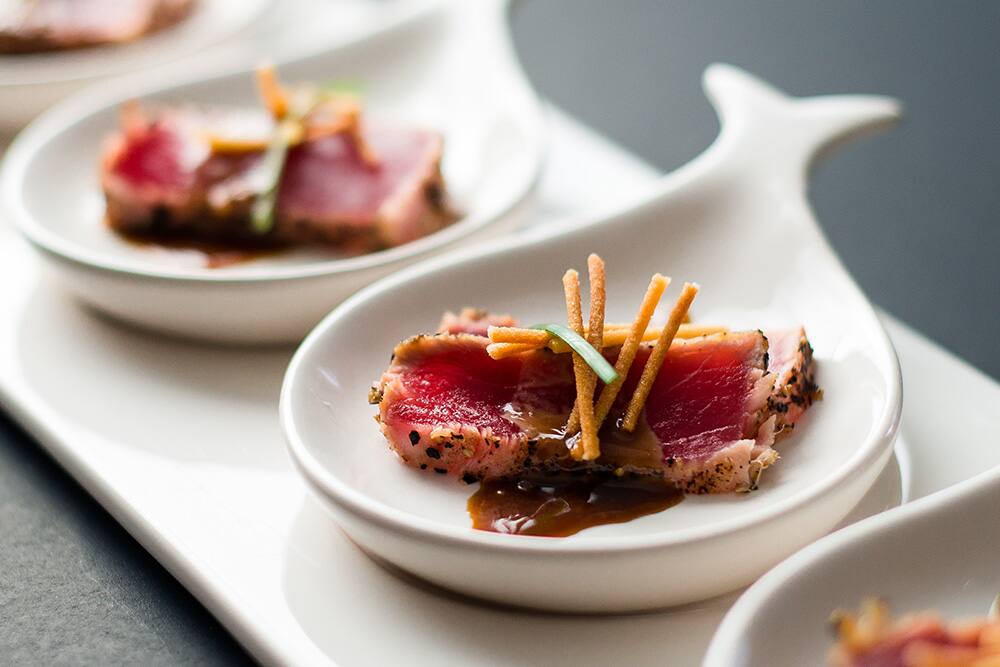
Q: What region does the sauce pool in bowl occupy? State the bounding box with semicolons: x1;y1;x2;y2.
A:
468;472;684;537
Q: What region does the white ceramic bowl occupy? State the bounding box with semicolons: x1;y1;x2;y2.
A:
0;1;544;344
704;466;1000;666
281;64;904;612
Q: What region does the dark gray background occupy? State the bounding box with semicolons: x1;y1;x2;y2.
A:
1;2;997;664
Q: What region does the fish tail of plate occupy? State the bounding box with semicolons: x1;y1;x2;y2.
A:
700;63;903;184
446;0;520;61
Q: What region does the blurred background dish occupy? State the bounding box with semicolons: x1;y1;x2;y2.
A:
0;0;273;130
1;1;544;343
704;466;1000;666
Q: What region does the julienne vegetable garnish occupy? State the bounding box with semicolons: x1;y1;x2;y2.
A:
320;79;364;96
486;253;700;461
371;253;821;518
218;63;379;234
530;323;619;384
250;114;302;233
561;257;603;458
485;322;726;356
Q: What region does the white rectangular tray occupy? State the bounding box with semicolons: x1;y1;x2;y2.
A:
1;109;998;666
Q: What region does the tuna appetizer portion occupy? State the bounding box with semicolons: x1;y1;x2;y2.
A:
1;0;196;54
369;254;820;536
829;599;1000;667
100;65;455;265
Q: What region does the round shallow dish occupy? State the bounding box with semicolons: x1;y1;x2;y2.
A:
0;1;544;344
281;64;904;612
704;466;1000;666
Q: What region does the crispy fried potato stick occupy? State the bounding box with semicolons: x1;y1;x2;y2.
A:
591;274;669;430
562;269;597;461
565;255;606;459
621;283;699;432
485;342;537;359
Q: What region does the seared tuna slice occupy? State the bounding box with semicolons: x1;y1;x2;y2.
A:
372;334;573;479
437;308;517;337
101;105;452;251
0;0;196;54
764;327;819;436
371;328;813;492
609;332;777;493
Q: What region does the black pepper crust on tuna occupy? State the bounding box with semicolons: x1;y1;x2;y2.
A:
763;328;820;437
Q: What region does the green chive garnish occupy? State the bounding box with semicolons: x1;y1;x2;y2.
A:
531;323;619;384
250;117;299;234
320;80;364;96
249;77;366;234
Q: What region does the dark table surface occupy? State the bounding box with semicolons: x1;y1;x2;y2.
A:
1;1;997;664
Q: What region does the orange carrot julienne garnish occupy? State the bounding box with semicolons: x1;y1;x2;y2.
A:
256;62;289;119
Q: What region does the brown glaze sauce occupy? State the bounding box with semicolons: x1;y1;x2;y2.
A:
468;472;683;537
502;402;666;472
116;228;286;269
470;405;682;537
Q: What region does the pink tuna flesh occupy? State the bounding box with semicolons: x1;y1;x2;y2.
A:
101;105;451;251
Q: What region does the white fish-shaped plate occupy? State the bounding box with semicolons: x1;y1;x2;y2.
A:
281;63;904;612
